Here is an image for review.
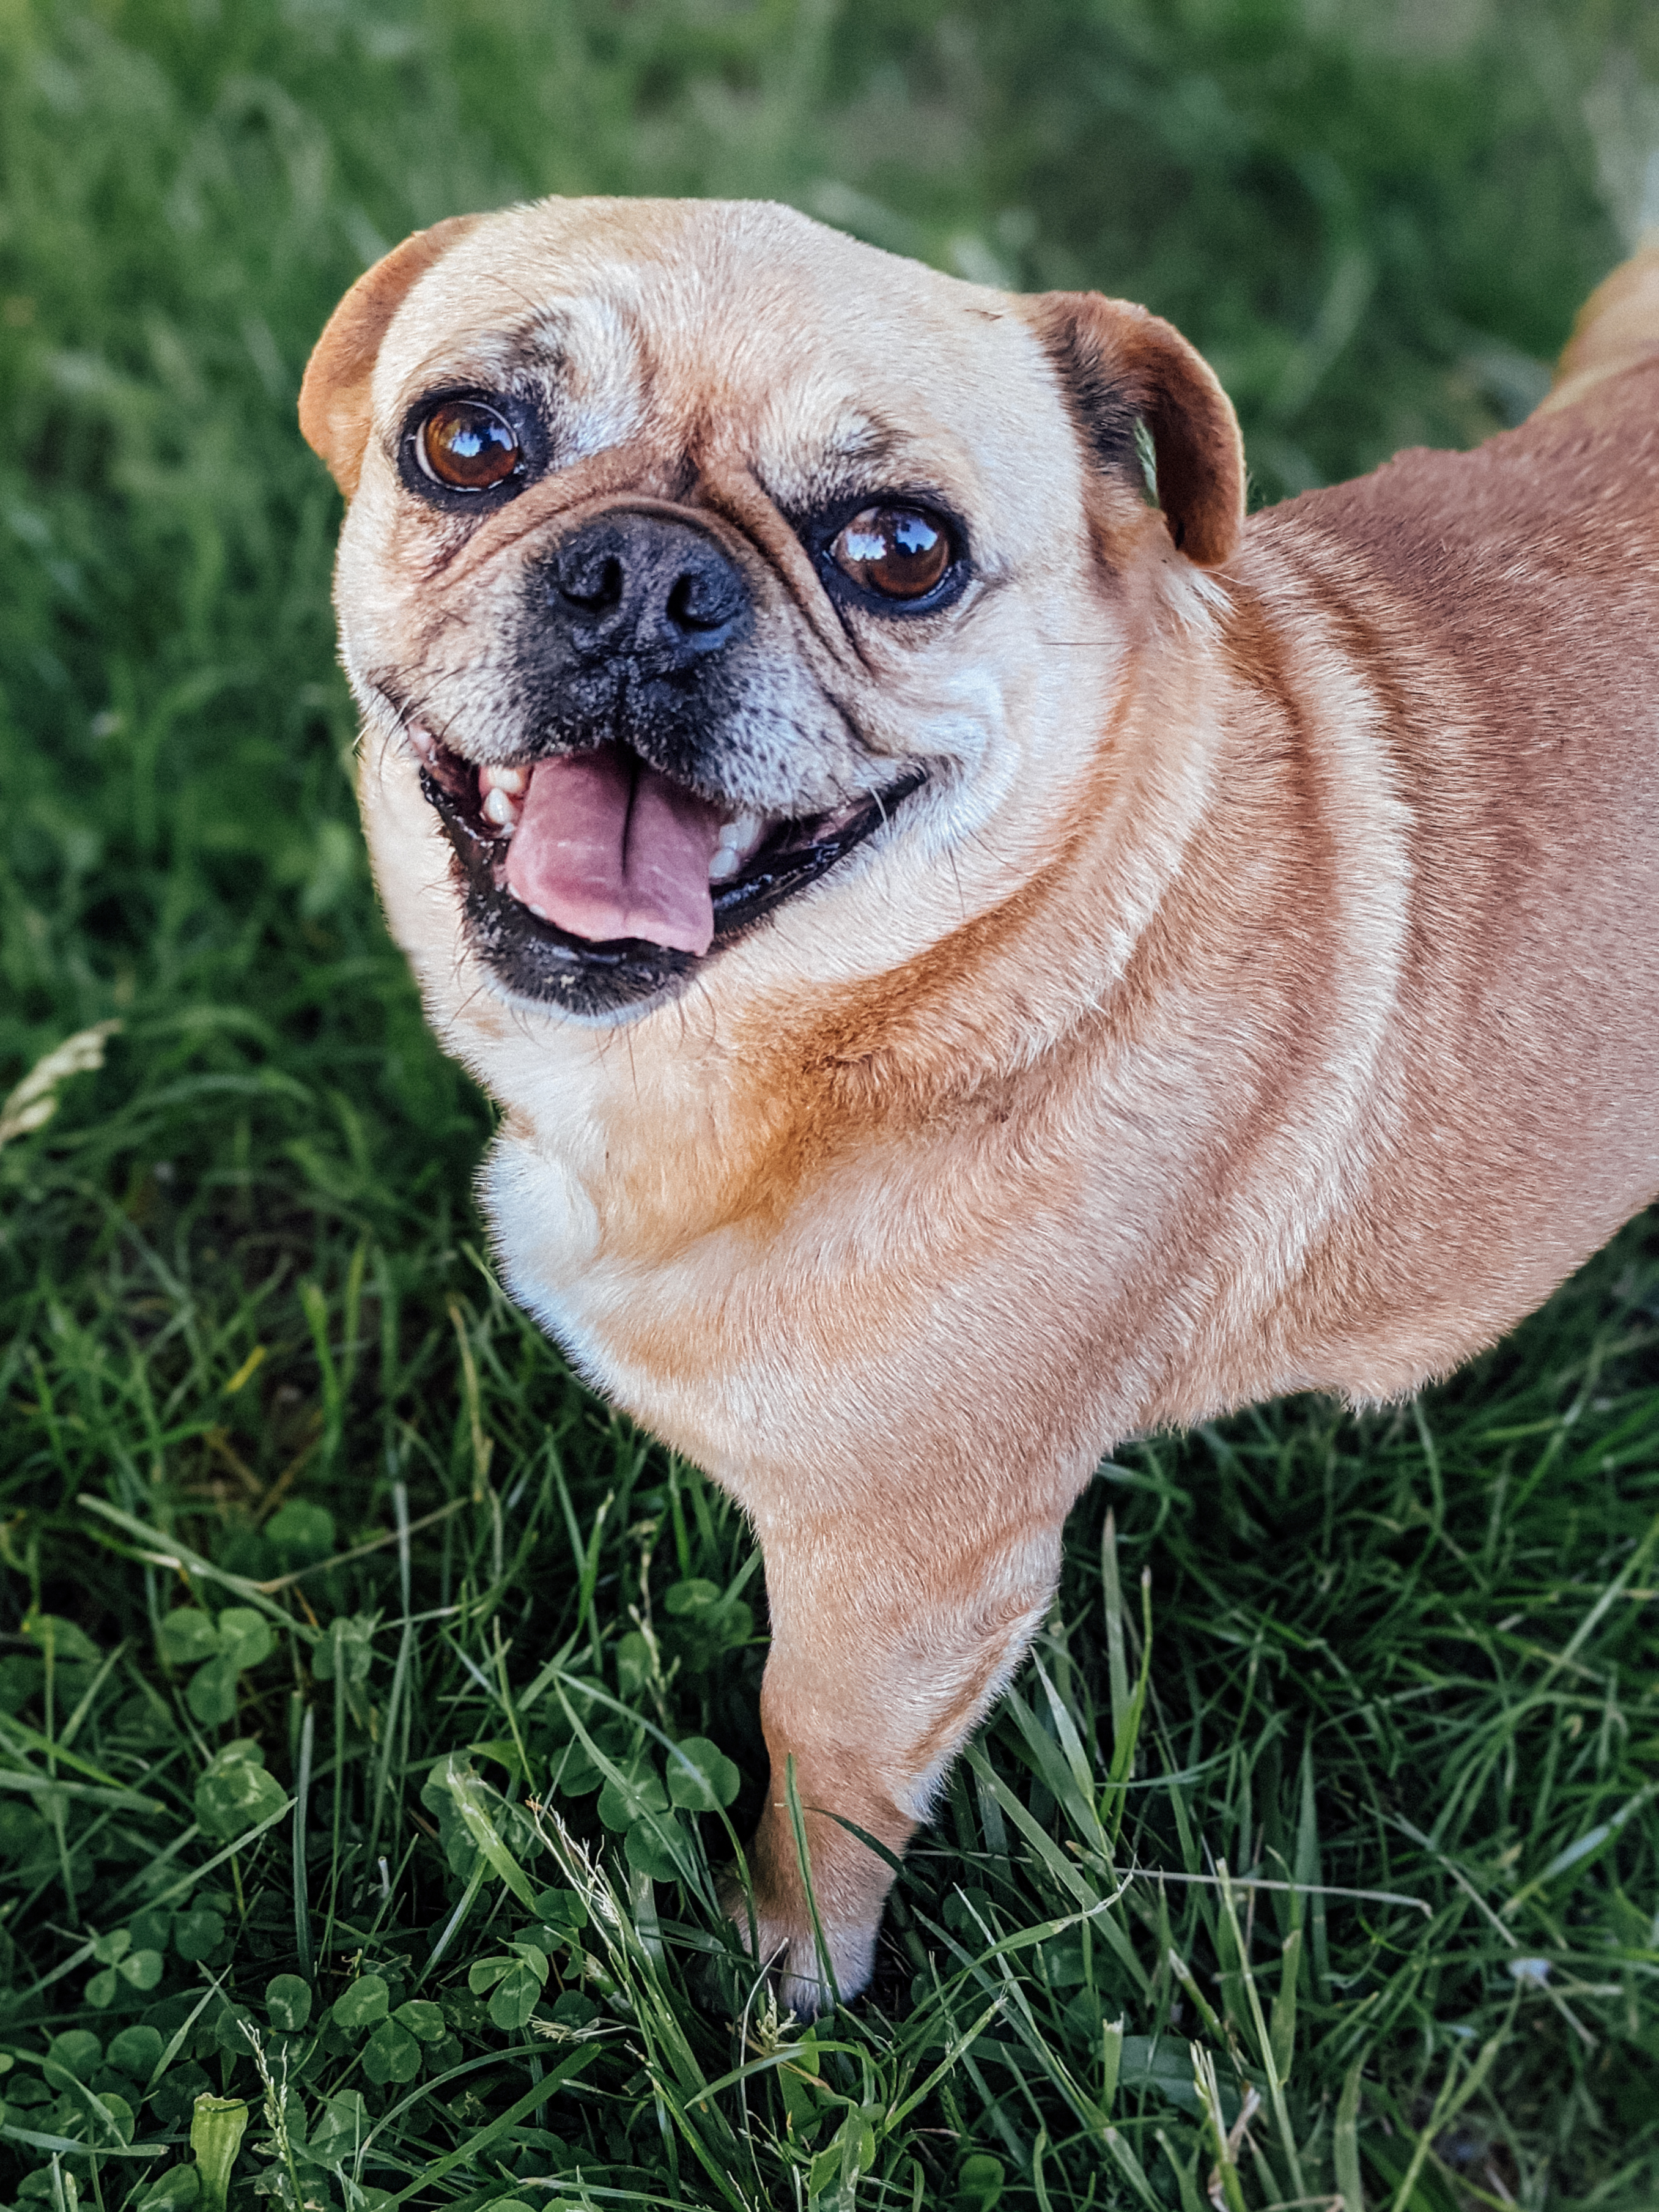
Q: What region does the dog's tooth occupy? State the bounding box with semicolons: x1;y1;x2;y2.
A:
406;725;437;758
710;812;766;880
714;812;765;859
482;786;519;829
481;763;528;795
527;902;549;922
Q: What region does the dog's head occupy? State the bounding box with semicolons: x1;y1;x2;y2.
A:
303;199;1242;1025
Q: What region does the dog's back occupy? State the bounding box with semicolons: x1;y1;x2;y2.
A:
1208;244;1659;1403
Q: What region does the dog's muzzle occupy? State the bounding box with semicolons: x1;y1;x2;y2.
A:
542;511;751;669
401;510;923;1020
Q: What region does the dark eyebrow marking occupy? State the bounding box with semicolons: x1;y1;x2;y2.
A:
823;417;904;468
772;416;926;516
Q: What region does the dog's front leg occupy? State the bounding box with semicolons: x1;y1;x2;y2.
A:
730;1500;1066;2012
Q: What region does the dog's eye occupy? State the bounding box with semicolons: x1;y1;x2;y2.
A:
830;506;952;600
416;400;520;491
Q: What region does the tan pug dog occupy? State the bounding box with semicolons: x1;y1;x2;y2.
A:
301;201;1659;2009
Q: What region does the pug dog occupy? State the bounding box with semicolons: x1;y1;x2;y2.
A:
300;201;1659;2008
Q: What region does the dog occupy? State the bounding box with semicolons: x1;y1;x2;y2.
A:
300;200;1659;2009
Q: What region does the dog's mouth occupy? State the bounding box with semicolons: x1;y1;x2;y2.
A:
408;728;923;1018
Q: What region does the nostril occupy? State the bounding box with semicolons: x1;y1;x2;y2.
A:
556;550;624;612
667;571;714;632
666;565;744;636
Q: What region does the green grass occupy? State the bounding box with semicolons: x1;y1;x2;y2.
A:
2;2;1658;2207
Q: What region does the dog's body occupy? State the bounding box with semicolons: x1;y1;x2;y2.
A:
303;202;1659;2003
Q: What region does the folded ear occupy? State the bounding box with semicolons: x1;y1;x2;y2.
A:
300;215;484;498
1023;291;1244;567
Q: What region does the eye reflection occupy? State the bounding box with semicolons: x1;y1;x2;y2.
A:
830;505;952;600
416;400;520;491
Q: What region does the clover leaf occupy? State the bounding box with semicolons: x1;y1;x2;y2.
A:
306;2088;369;2166
130;1906;172;1951
362;2019;421;2085
661;1578;753;1647
614;1631;653;1698
468;1940;549;2030
212;2003;258;2057
186;1654;243;1726
266;1501;335;1558
23;1610;102;1667
265;1973;312;2031
136;2167;201;2212
162;1608;275;1726
546;1738;605;1796
157;1609;221;1666
46;2030;102;2080
174;1906;226;1961
596;1763;668;1833
86;1941;160;2005
623;1819;683;1882
957;2151;1007;2210
530;1887;588;1940
486;1966;544;2031
331;1973;390;2033
312;1616;377;1681
665;1736;741;1812
194;1740;287;1840
657;1578;755;1669
93;2090;137;2148
106;2025;165;2078
424;1754;538;1904
216;1608;274;1670
112;1946;164;1995
662;1578;722;1617
47;2074;136;2151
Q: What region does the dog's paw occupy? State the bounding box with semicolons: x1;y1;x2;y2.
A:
719;1879;879;2019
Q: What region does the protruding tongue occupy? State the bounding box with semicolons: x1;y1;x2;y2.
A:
503;744;723;955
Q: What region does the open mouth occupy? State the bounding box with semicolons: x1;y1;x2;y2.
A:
410;729;923;1018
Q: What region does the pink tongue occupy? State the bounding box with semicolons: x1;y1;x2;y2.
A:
503;744;723;956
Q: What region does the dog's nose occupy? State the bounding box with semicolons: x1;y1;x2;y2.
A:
544;514;749;666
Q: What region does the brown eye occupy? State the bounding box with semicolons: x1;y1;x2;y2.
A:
830;505;952;600
416;399;520;490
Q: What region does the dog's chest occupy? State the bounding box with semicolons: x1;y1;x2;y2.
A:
478;1109;896;1486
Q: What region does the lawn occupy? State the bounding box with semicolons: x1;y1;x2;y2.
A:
2;2;1658;2208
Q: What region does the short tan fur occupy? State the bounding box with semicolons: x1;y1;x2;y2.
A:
303;203;1659;2005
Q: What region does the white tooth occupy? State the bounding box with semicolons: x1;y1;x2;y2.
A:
714;812;764;859
406;726;437;758
528;903;549;921
481;763;528;795
482;786;518;828
709;847;741;882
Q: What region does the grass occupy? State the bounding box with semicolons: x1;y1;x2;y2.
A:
2;1;1658;2206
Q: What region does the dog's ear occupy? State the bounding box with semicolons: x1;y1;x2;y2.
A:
300;215;485;498
1024;292;1244;567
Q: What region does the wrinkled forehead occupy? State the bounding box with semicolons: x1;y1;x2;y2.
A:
368;197;1074;512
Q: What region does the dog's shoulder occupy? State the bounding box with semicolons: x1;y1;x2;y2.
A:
1257;357;1659;581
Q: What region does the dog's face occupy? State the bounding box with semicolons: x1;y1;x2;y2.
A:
303;199;1242;1024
